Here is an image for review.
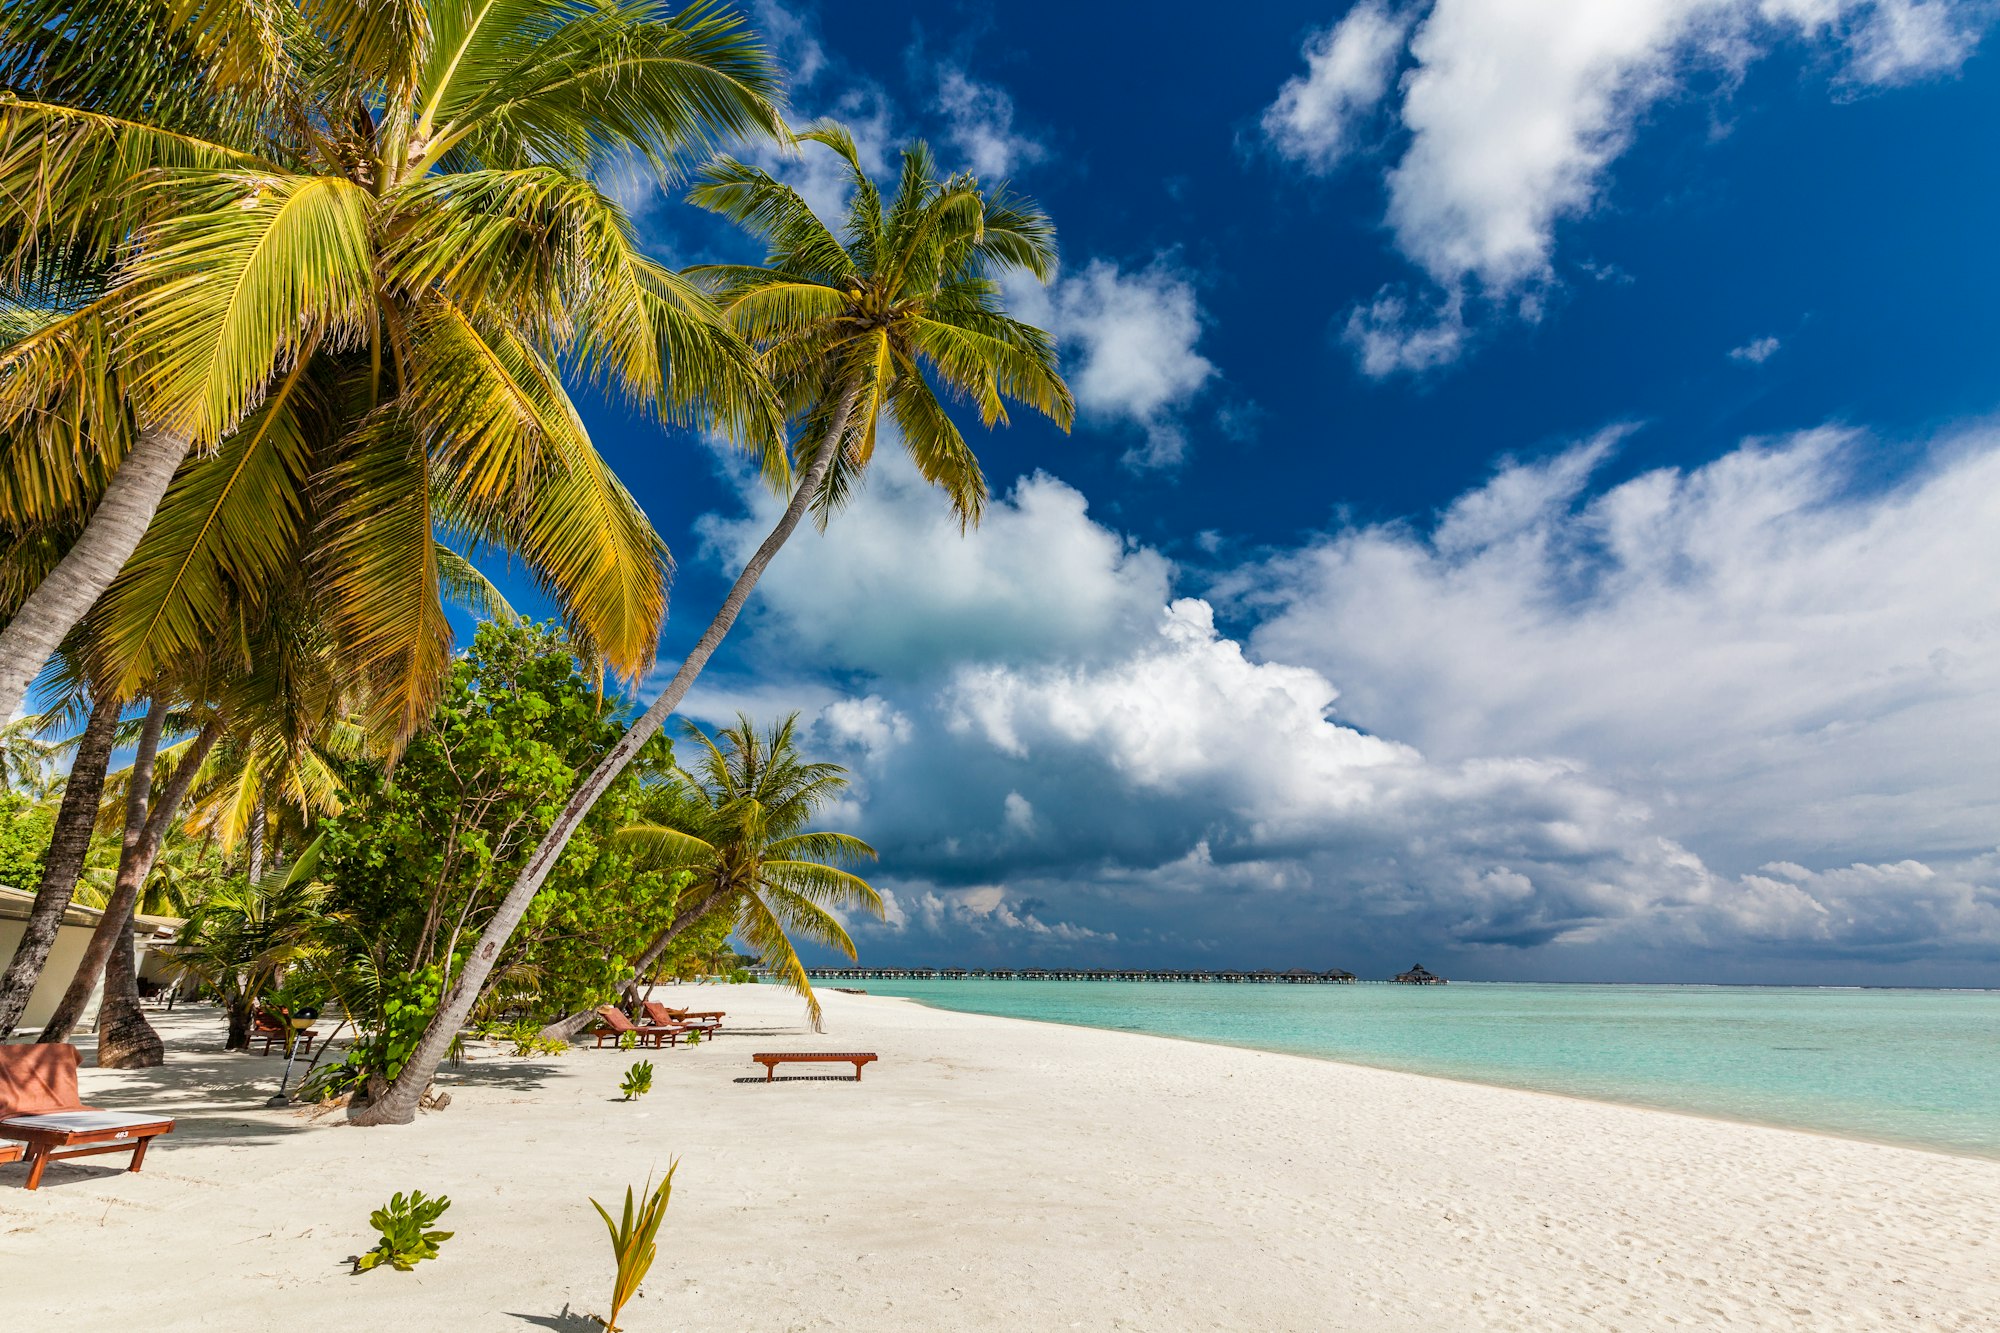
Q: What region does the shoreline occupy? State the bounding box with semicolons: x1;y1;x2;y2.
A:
5;985;1998;1329
860;987;2000;1165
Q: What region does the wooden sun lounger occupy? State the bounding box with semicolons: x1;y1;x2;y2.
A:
589;1006;691;1049
750;1051;878;1082
0;1045;175;1190
250;1014;317;1057
643;1001;722;1035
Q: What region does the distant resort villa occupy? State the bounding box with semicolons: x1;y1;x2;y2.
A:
799;965;1449;984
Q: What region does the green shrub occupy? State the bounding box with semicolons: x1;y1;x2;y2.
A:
498;1016;567;1057
355;1191;453;1274
619;1060;653;1101
727;967;755;984
591;1165;676;1332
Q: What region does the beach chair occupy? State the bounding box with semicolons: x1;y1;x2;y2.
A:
0;1044;175;1190
643;1001;722;1036
589;1006;689;1049
249;1011;317;1057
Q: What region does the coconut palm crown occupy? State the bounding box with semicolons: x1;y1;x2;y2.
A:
619;713;879;1028
0;0;788;739
687;123;1075;524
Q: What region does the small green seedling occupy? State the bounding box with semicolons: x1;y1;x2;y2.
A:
617;1029;637;1051
354;1190;454;1274
592;1163;677;1332
619;1059;654;1101
682;1029;701;1047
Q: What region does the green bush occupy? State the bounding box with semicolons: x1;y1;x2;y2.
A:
355;1191;453;1274
619;1060;653;1101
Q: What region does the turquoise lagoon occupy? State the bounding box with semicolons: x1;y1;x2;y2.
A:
855;980;2000;1158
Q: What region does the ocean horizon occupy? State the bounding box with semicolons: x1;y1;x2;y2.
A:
850;978;2000;1159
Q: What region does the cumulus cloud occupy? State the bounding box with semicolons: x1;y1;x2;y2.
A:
1263;0;1996;375
1729;334;1783;363
1007;260;1219;469
684;429;2000;978
1240;425;2000;877
932;63;1045;178
1261;2;1412;171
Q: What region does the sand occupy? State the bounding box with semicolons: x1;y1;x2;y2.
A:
2;984;1996;1331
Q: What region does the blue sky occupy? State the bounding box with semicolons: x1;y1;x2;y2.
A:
522;0;2000;983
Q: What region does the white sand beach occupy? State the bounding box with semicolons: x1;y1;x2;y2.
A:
4;984;1997;1331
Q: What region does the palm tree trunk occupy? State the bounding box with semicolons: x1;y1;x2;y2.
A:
0;695;122;1036
41;713;220;1052
224;995;253;1051
354;393;860;1126
37;698;166;1044
96;718;222;1068
0;426;194;723
246;800;266;882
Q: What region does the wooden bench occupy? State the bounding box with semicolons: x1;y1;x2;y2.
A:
0;1045;176;1190
750;1052;878;1082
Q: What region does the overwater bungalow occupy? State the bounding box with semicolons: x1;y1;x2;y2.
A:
1392;963;1446;985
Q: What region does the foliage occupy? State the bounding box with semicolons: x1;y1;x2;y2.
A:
319;621;681;1021
165;849;331;1039
687;126;1074;528
591;1164;677;1331
619;1060;654;1101
727;968;756;984
0;718;59;799
497;1017;568;1058
354;1191;454;1274
0;789;53;889
0;0;786;746
620;715;881;1027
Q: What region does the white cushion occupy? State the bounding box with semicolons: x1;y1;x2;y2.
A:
2;1111;169;1134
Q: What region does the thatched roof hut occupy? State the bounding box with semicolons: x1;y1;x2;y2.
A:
1392;963;1446;985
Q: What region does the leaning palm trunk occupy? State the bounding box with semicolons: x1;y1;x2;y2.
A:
40;712;220;1053
0;696;121;1036
0;427;193;723
353;400;856;1125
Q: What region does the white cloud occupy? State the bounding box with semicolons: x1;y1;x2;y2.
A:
698;457;1173;679
1729;334;1783;363
1343;288;1469;378
1241;425;2000;877
1264;0;1996;375
1009;259;1219;469
686;430;2000;977
933;64;1045;178
1261;3;1412;171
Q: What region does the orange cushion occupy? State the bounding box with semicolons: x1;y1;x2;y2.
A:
0;1044;94;1118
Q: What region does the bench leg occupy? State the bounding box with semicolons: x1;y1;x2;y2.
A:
23;1147;47;1191
853;1062;863;1081
129;1138;151;1174
765;1063;774;1082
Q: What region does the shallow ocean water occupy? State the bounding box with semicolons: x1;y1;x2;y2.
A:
854;979;2000;1158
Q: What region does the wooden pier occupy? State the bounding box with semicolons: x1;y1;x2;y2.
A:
803;966;1362;983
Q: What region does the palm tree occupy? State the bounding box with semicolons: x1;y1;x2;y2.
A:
0;717;58;798
0;694;119;1037
613;714;877;1029
355;125;1073;1124
166;850;332;1052
37;689;223;1062
0;0;786;735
